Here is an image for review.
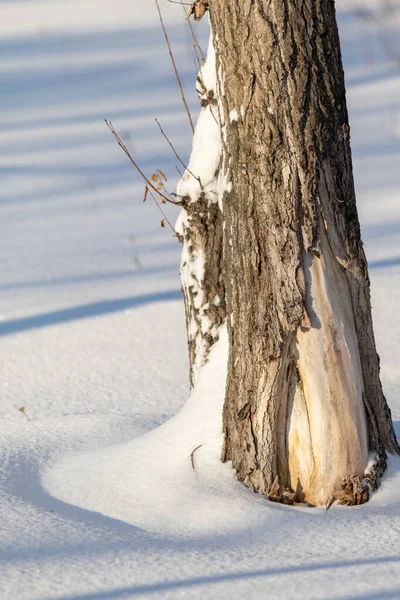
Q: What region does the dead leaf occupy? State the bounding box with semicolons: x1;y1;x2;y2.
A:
186;0;209;21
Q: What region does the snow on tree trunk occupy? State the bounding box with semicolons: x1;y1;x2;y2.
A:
176;36;225;387
202;0;400;506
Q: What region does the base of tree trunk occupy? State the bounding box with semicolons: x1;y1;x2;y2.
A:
178;2;399;510
209;0;399;508
267;453;387;508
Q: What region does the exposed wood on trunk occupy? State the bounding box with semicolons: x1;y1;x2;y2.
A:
207;0;399;504
287;225;369;504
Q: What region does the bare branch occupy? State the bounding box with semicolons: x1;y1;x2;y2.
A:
155;0;195;134
183;2;205;61
147;187;181;240
155;118;201;184
105;120;181;206
176;165;184;179
193;47;202;74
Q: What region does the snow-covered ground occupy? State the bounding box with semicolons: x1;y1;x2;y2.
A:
1;1;400;598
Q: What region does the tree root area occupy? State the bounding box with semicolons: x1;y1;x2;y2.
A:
266;455;387;508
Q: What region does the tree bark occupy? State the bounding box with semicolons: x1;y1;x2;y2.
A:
205;0;400;505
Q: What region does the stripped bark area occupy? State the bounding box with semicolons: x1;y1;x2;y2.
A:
176;36;226;387
207;0;399;505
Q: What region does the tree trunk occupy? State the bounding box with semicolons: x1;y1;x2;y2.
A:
208;0;399;506
180;0;399;507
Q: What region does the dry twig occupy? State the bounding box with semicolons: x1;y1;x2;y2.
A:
190;444;202;470
105;120;180;206
18;407;31;421
147;187;181;239
155;0;195;134
180;0;205;61
324;496;336;516
155;118;201;184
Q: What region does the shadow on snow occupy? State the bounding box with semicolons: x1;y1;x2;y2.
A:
0;289;182;336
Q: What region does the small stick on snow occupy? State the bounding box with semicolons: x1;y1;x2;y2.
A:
155;0;195;135
324;496;336;516
190;444;203;470
155;118;201;185
18;407;31;421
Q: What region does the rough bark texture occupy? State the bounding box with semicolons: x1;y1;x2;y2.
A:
208;0;399;504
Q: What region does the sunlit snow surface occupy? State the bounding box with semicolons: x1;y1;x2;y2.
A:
1;1;400;598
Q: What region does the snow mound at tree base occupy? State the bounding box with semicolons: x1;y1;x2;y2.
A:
44;319;400;539
43;327;273;537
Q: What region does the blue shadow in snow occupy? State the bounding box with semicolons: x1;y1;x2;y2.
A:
0;289;182;337
50;555;400;600
0;264;178;292
369;256;400;270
